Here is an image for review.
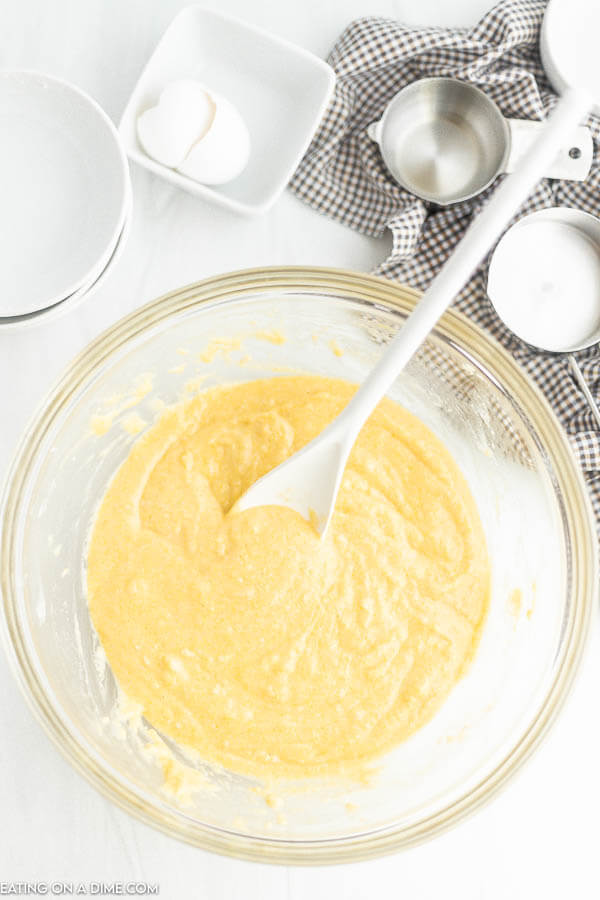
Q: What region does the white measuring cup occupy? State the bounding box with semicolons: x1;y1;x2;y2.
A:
488;207;600;429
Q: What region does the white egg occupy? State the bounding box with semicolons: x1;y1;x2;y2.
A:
177;92;251;186
136;80;215;169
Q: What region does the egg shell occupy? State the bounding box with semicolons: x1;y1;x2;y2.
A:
177;92;251;186
137;80;215;169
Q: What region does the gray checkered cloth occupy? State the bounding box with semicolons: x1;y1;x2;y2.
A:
290;0;600;526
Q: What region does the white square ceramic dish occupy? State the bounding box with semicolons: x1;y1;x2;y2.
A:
119;7;335;215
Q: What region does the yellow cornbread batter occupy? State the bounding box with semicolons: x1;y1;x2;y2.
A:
87;376;489;779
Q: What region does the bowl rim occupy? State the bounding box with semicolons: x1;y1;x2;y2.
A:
1;266;596;864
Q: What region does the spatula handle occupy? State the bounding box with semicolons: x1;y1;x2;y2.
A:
338;87;592;443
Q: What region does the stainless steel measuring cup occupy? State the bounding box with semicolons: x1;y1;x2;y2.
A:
367;77;592;205
487;207;600;429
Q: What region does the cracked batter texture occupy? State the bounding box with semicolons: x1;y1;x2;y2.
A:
87;376;490;778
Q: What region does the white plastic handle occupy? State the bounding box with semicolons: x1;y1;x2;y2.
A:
505;119;593;180
336;87;593;445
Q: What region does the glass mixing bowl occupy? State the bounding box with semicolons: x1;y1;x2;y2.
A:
1;268;596;863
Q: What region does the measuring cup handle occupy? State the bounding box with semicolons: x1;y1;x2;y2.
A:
504;120;593;181
568;354;600;431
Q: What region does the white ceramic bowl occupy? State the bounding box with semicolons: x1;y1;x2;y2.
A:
0;71;131;317
0;186;132;331
119;8;335;215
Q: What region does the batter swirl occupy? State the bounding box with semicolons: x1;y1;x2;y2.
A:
88;376;489;778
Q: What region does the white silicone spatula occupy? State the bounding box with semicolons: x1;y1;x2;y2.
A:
236;0;598;536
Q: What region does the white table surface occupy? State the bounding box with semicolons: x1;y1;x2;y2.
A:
1;1;599;896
